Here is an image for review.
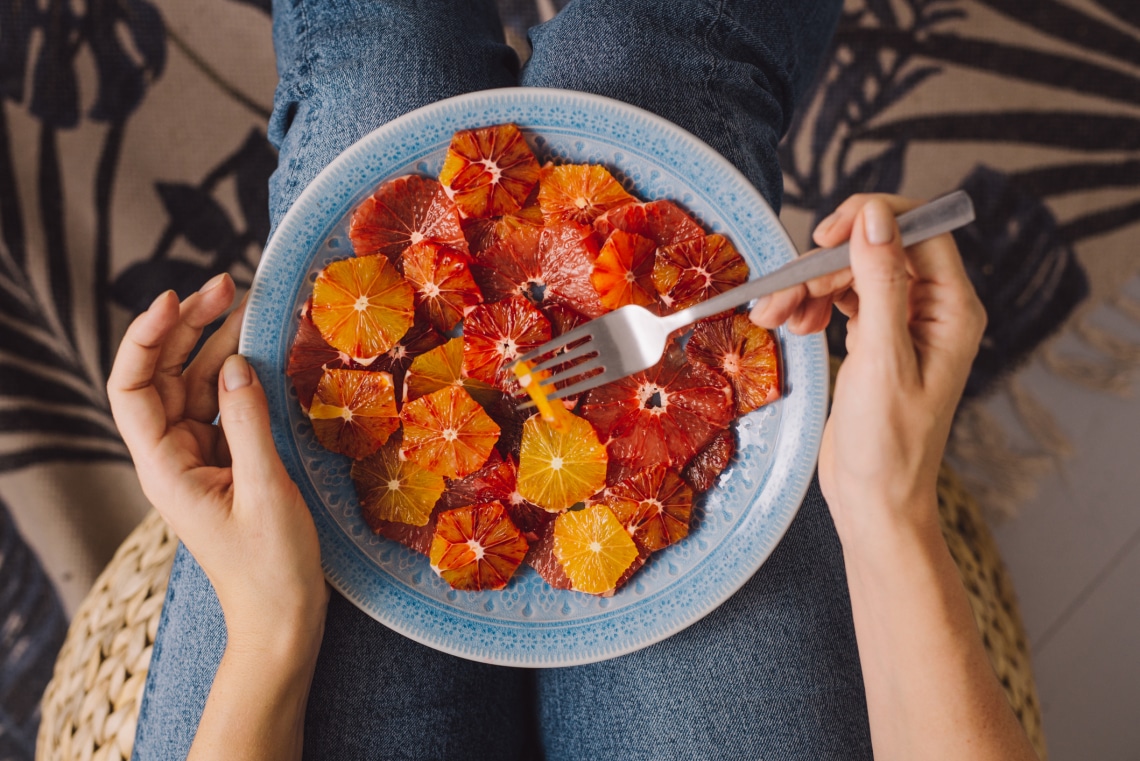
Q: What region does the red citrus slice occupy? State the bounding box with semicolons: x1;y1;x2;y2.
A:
516;413;608;512
580;345;734;469
526;522;573;590
348;174;467;261
311;255;414;361
286;305;365;412
553;504;639;595
653;234;749;311
681;428;736;493
470;223;544;303
368;319;445;404
538;221;607;318
686;313;781;414
603;466;693;552
439;123;540;218
400;241;483;333
462;296;551;386
462;203;544;255
354;437;446;528
590;229;658;310
308;368;399;459
429;501;529;591
400;385;501;479
594;200;704;249
537;163;635;225
439;451;552;541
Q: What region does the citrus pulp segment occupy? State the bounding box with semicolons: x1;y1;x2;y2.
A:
603;466;694;552
580;346;734;470
439;123;540;218
353;438;447;528
553;504;639;595
307;368;400;459
348;174;467;261
462;296;552;386
590;229;658;310
286;307;362;412
516;413;608;512
686;313;781;414
311;255;415;361
429;501;530;591
652;234;749;311
401;241;483;333
400;385;501;479
537;163;635;225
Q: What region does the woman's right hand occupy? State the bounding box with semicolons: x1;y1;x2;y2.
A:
751;194;987;542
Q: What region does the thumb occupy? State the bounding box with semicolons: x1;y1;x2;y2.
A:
218;354;286;488
850;199;914;367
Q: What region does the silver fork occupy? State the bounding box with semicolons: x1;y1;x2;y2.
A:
513;190;976;405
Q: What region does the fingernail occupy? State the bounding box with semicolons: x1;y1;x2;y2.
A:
148;290;174;310
222;355;251;391
200;272;228;292
864;201;895;246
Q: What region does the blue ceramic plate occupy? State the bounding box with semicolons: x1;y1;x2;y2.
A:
240;87;828;667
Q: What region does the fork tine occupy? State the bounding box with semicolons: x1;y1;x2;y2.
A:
513;322;596;367
543;369;616;401
539;356;605;387
527;342;598;377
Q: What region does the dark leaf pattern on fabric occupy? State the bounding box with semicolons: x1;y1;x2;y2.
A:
0;0;36;101
30;0;81;128
155;182;238;252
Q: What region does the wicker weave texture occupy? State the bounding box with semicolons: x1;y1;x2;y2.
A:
35;511;177;761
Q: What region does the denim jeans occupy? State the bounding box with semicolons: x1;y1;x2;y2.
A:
133;1;869;758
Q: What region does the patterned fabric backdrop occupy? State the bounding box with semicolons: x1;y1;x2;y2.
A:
1;0;1138;756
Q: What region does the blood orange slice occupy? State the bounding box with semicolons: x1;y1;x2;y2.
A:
580;345;734;470
368;319;445;404
439;451;551;540
686;313;781;414
311;255;414;361
429;501;529;591
308;369;399;459
286;306;364;412
553;504;639;595
439;123;540;218
537;221;606;318
681;428;736;493
537;164;635;225
401;241;483;333
470;223;543;303
603;466;693;552
516;413;608;512
348;175;467;261
462;204;544;256
594;200;704;249
404;336;465;401
353;438;446;528
462;296;551;386
653;234;749;312
590;229;658;310
400;385;500;479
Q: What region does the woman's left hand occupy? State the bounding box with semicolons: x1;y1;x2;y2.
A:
107;275;328;654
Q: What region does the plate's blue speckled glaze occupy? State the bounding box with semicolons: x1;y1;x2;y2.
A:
240;88;828;667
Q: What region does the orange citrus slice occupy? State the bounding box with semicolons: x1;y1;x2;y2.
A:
367;319;445;404
308;368;399;459
286;305;364;412
311;255;414;361
653;234;749;311
580;345;734;469
594;199;704;249
429;501;529;591
462;295;551;386
401;241;483;333
590;229;658;310
686;313;781;414
538;221;607;318
439;123;540;218
470;223;544;304
537;164;635;225
348;174;468;261
553;504;639;594
462;203;544;255
400;385;501;479
353;438;446;527
516;413;608;512
404;336;465;401
603;466;694;552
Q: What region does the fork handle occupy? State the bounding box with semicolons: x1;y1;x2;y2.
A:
660;190;976;331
